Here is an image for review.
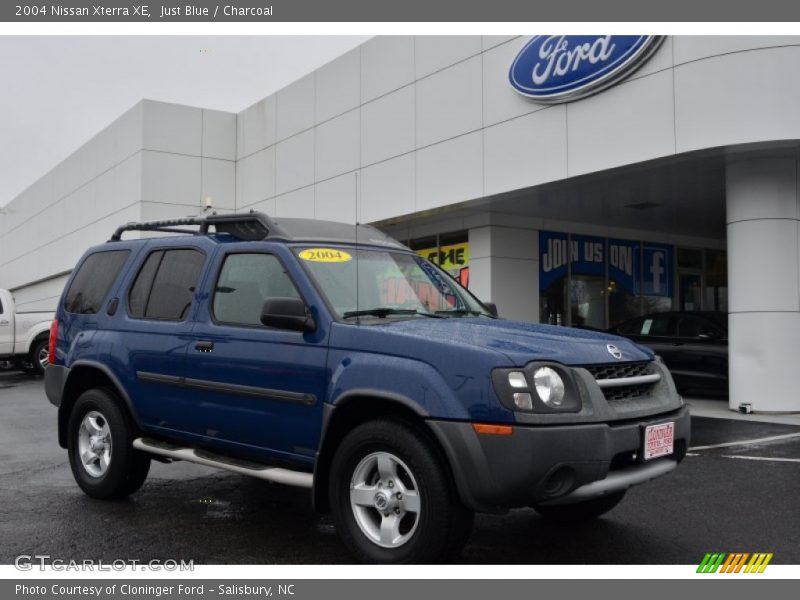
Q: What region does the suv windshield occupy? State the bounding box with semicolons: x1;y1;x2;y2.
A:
295;246;492;320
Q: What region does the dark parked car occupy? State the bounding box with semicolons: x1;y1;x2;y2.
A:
609;312;727;396
45;212;689;563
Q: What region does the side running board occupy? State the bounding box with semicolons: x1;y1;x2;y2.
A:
132;438;313;489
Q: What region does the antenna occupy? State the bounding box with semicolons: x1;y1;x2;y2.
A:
354;171;360;324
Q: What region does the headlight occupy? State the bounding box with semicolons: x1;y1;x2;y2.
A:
508;371;527;389
491;363;581;413
512;392;533;410
533;367;565;407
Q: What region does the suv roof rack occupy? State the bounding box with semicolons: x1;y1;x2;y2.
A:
109;210;408;249
109;211;288;242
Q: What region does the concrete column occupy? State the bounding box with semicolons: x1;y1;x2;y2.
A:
726;157;800;413
468;225;539;322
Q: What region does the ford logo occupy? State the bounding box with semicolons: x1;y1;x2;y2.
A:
509;35;664;103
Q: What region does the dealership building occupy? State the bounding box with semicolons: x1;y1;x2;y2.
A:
2;35;799;413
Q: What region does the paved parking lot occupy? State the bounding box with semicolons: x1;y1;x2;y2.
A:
1;370;798;565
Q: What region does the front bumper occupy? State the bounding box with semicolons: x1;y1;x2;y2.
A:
428;405;690;513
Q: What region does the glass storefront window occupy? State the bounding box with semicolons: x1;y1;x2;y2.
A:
569;235;606;329
408;231;470;289
608;239;641;327
540;231;688;329
705;249;728;313
539;231;568;325
570;276;606;329
677;247;703;270
679;273;703;312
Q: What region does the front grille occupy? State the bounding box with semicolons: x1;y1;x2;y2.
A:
584;361;652;380
583;361;658;402
601;383;654;402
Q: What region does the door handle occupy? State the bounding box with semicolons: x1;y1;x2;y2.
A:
0;320;9;326
194;341;214;353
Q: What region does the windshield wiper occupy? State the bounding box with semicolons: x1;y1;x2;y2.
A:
343;308;443;319
434;309;491;317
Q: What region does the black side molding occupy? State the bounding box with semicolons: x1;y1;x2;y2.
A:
136;371;316;406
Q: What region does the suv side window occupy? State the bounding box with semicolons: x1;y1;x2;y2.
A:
128;249;205;320
64;250;130;314
213;253;300;326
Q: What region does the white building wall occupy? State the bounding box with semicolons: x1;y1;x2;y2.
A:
0;100;236;309
232;35;800;229
726;157;800;413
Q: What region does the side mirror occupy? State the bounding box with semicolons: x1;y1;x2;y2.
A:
260;297;316;332
483;302;498;317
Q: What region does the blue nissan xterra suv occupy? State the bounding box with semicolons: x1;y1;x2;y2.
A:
45;212;689;563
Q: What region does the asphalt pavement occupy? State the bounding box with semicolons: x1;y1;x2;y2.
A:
1;370;798;565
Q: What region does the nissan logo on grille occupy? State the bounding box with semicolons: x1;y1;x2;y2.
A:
607;344;623;360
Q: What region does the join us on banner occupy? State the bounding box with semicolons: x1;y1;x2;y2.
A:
539;232;672;297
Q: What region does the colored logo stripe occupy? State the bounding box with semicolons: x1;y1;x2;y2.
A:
745;553;773;573
697;553;726;573
697;552;773;573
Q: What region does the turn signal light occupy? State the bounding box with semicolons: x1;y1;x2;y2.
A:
472;423;513;436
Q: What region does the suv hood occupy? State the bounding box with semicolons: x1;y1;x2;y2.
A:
379;317;653;366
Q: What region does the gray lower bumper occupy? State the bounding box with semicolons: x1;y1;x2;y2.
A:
540;457;677;505
428;405;690;513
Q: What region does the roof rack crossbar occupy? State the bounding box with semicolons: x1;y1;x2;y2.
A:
109;212;286;242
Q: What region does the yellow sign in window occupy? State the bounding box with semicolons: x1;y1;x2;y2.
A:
298;248;352;263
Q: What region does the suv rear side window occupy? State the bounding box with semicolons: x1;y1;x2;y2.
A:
128;249;205;320
64;250;130;314
213;253;300;326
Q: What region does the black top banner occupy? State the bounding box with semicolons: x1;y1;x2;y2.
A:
4;0;800;22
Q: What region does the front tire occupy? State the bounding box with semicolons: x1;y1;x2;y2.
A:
67;388;151;499
533;490;626;523
329;420;473;563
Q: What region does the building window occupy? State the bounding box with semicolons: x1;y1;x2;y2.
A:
568;235;606;329
408;231;470;289
641;242;674;315
540;231;675;329
540;231;725;328
608;238;641;328
539;232;569;325
704;249;728;313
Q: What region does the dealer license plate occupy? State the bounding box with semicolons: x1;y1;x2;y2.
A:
643;422;674;461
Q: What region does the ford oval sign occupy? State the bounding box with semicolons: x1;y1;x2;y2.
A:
509;36;664;104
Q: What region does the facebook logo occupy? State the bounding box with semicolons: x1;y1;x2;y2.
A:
642;245;671;297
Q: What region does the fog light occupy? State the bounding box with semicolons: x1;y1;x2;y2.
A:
508;371;527;389
533;367;565;407
513;392;533;410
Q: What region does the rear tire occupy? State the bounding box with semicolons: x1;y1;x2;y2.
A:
67;388;150;499
329;419;473;563
533;491;626;523
27;337;49;376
